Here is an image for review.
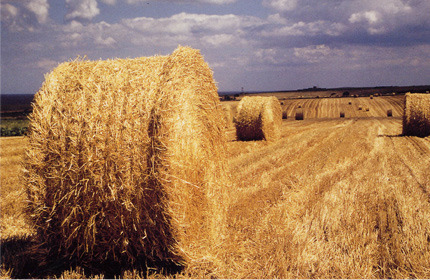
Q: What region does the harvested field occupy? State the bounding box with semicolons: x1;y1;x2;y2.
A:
278;96;404;119
222;117;430;278
2;96;430;278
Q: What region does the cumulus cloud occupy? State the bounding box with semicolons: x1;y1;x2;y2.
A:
1;3;21;30
125;0;236;4
25;0;49;24
121;12;263;44
1;0;50;31
293;45;332;63
2;1;430;94
263;0;297;11
66;0;100;21
36;59;59;71
101;0;117;5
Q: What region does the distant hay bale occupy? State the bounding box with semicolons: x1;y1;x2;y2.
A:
235;96;282;141
402;93;430;137
348;102;352;105
366;107;370;112
280;101;284;105
370;95;374;99
295;109;304;120
358;105;363;110
24;46;228;271
387;109;393;117
297;105;302;108
340;111;345;118
282;110;288;119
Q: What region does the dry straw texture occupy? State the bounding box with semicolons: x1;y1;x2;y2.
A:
222;105;234;128
235;96;282;141
23;46;228;272
402;93;430;137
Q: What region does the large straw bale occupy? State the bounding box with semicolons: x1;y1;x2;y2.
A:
234;96;282;141
402;93;430;137
23;46;228;272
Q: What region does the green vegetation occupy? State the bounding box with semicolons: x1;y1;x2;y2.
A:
1;119;29;137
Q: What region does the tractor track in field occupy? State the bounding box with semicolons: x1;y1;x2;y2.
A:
388;135;430;203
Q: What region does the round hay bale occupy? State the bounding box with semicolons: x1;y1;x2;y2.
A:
23;46;228;272
348;102;352;105
235;96;282;141
295;109;304;120
402;93;430;137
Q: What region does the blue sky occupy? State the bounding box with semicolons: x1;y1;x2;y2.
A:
1;0;430;94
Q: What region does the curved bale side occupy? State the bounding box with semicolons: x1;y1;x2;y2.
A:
402;93;430;137
234;96;282;141
23;46;228;272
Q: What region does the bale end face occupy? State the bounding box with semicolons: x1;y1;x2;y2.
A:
295;109;304;120
235;96;282;141
402;93;430;137
282;111;288;119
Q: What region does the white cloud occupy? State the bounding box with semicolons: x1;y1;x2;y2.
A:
262;20;346;37
66;0;100;20
0;3;21;30
25;0;49;24
293;45;332;63
349;11;380;25
122;12;262;38
203;34;234;46
101;0;117;5
263;0;297;11
125;0;236;4
36;59;59;71
1;3;19;18
1;1;49;31
268;13;287;25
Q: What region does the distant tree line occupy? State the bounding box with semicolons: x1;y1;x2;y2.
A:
1;126;28;137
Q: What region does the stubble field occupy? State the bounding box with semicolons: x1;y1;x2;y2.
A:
1;96;430;278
